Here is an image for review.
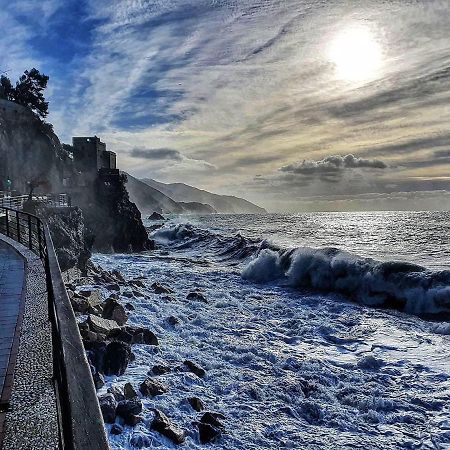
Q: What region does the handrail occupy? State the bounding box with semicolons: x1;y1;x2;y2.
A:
0;206;109;450
0;193;71;210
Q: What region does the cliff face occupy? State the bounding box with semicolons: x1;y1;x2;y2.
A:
80;174;153;253
0;99;70;193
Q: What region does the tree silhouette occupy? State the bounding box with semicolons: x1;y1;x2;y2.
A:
0;75;14;100
13;68;49;118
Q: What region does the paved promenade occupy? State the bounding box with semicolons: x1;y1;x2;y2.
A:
0;236;58;450
0;241;24;443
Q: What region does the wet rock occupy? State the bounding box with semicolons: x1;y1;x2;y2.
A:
105;283;120;291
151;409;185;445
152;364;171;375
126;327;158;345
86;342;107;374
130;279;146;288
125;414;143;427
130;433;151;448
186;291;207;303
80;289;104;313
107;385;125;402
187;397;204;412
124;302;135;311
124;382;138;399
122;291;134;298
90;365;105;390
116;398;143;423
167;316;180;326
151;282;174;295
200;412;225;430
110;328;134;344
139;378;169;397
184;360;206;378
102;298;128;326
87;315;120;336
196;422;221;444
112;269;125;283
98;393;117;424
103;341;132;376
132;289;143;297
110;424;123;435
148;212;165;221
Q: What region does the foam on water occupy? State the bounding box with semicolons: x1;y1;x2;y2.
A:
91;213;450;449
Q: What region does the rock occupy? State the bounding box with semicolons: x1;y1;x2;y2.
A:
148;212;165;221
151;282;174;295
111;328;134;344
87;315;120;336
107;385;125;402
186;291;207;303
105;283;120;291
130;279;146;288
167;316;180;326
123;382;138;399
103;342;132;376
86;342;107;375
184;360;206;378
187;397;204;412
196;422;221;444
124;302;135;311
80;289;103;305
98;393;117;424
125;414;143;427
200;412;225;430
91;366;105;390
112;269;125;283
102;298;128;326
142;329;158;345
130;433;152;448
70;296;89;314
139;378;169;397
128;327;158;345
151;409;185;445
116;398;143;422
122;291;134;298
152;364;171;375
110;424;123;435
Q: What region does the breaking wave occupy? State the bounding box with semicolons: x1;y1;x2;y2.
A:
152;222;450;318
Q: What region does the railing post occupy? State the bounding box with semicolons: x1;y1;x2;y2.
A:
16;210;21;243
5;208;9;237
28;215;33;250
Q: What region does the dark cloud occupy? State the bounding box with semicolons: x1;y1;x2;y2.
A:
280;154;387;182
130;147;183;161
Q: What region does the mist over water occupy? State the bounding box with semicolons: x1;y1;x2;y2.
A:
93;212;450;449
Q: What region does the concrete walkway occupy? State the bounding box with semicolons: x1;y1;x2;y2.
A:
0;241;25;444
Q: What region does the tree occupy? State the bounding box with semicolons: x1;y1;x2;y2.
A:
0;75;13;100
13;68;49;118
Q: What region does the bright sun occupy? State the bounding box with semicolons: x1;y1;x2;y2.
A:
328;24;383;83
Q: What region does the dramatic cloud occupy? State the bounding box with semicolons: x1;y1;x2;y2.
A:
280;154;387;182
130;147;183;161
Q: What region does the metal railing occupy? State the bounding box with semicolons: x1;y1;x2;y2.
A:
0;193;71;210
0;206;109;450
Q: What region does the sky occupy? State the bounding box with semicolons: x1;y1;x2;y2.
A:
2;0;450;212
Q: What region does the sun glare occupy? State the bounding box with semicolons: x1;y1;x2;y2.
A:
328;23;383;83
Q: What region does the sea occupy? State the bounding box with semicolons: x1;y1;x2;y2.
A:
92;211;450;449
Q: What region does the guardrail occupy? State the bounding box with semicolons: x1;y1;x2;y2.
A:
0;193;71;210
0;206;109;450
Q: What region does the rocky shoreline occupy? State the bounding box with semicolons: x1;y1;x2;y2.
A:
66;262;225;447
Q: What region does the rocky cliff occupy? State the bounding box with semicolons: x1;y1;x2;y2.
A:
0;99;71;193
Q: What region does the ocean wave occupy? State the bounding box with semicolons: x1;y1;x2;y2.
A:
151;222;450;317
243;247;450;317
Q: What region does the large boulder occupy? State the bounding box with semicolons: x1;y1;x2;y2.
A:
151;409;185;445
103;342;132;376
139;378;168;397
98;393;117;424
148;212;165;221
116;398;143;425
102;298;128;326
87;315;120;336
184;360;206;378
